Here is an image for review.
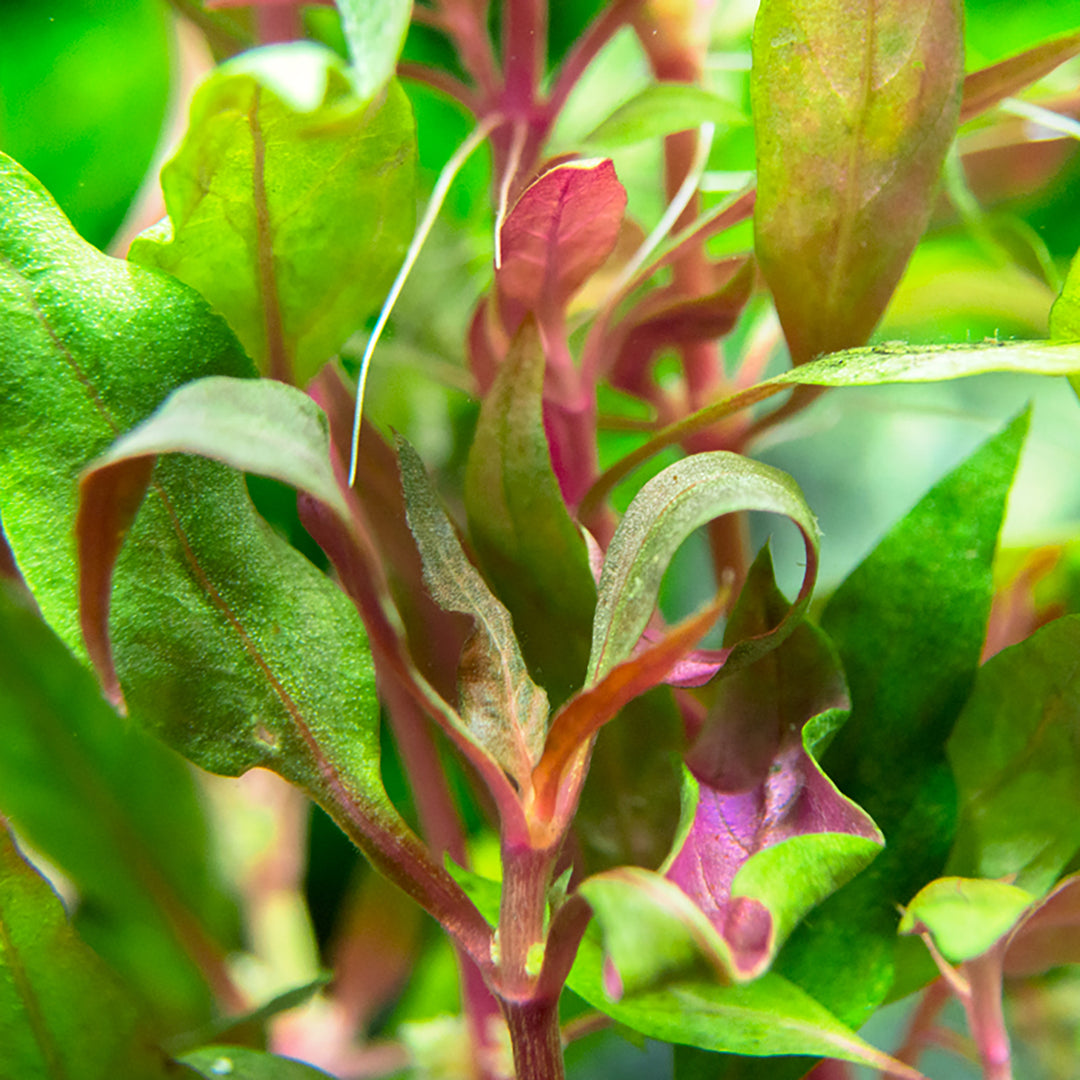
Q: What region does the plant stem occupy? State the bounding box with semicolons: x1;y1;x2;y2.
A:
502;997;565;1080
964;948;1012;1080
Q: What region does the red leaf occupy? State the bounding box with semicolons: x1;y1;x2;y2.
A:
495;159;627;335
961;32;1080;125
1004;874;1080;977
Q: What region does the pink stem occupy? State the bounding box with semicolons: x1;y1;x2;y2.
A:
503;0;547;110
963;947;1013;1080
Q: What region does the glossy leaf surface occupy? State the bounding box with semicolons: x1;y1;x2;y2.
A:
399;437;549;790
334;0;413;99
774;412;1028;1026
590;453;820;684
465;321;596;706
899;877;1034;964
585;84;747;147
0;150;252;656
0;827;173;1080
130;43;415;383
753;0;964;362
496;159;627;333
947;615;1080;894
0;587;235;1030
181;1046;333;1079
566;931;920;1074
0;0;171;247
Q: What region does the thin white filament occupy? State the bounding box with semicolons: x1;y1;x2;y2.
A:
1000;97;1080;142
348;113;502;487
602;121;716;310
494;118;528;270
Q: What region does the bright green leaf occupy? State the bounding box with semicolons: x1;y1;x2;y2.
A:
465;320;596;707
0;0;172;248
0;586;236;1032
334;0;413;99
753;0;964;362
585;84;747;147
1050;249;1080;343
899;877;1035;964
590;452;820;684
180;1045;333;1080
130;43;415;383
399;436;549;790
774;411;1029;1028
947;615;1080;894
565;931;920;1075
0;826;174;1080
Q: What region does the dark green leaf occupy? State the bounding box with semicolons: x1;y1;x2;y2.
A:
585;84;747;147
334;0;413;99
0;156;477;953
0;826;174;1080
774;410;1029;1027
465;320;596;707
898;877;1034;964
753;0;964;362
0;150;253;657
0;586;236;1032
947;615;1080;894
130;43;415;383
180;1046;333;1080
0;0;171;247
399;436;549;791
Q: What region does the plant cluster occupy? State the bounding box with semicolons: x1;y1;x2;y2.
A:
3;2;1080;1079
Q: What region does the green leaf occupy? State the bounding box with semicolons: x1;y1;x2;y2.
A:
180;1046;333;1080
899;877;1035;964
0;0;172;247
130;43;415;383
0;826;174;1080
947;615;1080;894
0;150;253;657
465;320;597;707
584;340;1080;517
774;410;1029;1027
71;378;483;954
565;931;920;1075
589;452;821;684
398;436;549;791
1051;249;1080;343
752;0;964;362
334;0;413;99
585;84;747;147
77;376;348;704
0;586;236;1032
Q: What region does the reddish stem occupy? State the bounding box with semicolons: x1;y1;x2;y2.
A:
503;997;564;1080
503;0;547;110
963;948;1013;1080
398;61;481;111
255;3;302;44
545;0;645;118
891;978;952;1074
